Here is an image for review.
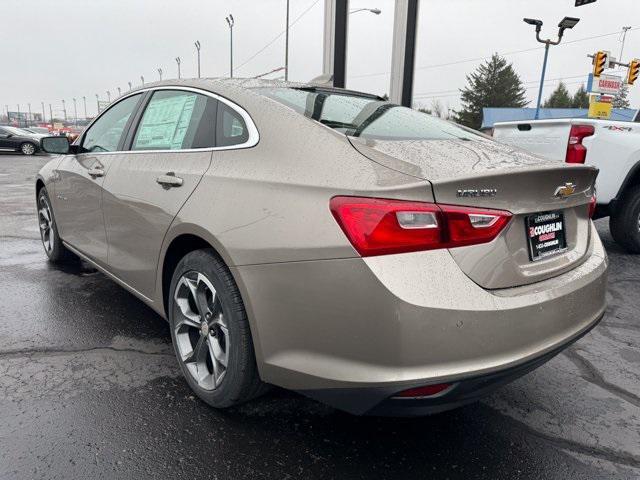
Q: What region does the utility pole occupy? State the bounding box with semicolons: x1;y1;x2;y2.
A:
41;102;46;123
61;100;67;121
128;81;132;91
285;0;290;81
106;91;111;103
619;26;632;61
117;87;121;97
82;96;87;119
524;17;580;120
95;94;100;114
141;75;145;86
226;14;234;78
158;68;163;81
73;98;78;126
195;41;201;78
176;57;181;79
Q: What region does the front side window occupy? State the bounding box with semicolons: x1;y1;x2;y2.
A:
82;94;142;153
132;90;217;151
257;87;485;142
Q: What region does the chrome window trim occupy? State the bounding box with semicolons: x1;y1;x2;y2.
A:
77;85;260;156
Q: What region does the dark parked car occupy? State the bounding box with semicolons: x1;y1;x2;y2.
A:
0;126;44;155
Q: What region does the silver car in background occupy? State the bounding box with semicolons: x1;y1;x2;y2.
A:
36;79;607;415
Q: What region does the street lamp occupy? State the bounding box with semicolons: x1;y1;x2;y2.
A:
95;94;100;114
28;103;32;127
349;8;382;15
41;102;46;123
141;75;145;86
61;100;67;121
176;57;182;79
158;68;163;81
194;40;201;78
128;81;132;91
226;14;234;78
524;16;580;120
82;96;87;119
106;90;111;103
117;87;121;97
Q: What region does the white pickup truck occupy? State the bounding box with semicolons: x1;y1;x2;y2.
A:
493;117;640;253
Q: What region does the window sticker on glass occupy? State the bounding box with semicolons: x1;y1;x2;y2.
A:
134;92;197;150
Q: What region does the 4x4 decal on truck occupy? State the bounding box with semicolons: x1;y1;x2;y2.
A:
603;125;633;132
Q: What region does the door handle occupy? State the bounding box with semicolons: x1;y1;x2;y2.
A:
156;173;184;188
88;168;105;178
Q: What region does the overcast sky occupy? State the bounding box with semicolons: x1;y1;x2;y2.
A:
1;0;639;119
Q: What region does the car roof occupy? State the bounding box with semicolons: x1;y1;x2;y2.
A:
126;77;384;103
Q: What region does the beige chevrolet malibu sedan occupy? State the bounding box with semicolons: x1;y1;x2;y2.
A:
36;78;607;415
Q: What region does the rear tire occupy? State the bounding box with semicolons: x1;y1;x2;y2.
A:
168;249;267;408
21;142;36;155
610;185;640;253
37;188;76;264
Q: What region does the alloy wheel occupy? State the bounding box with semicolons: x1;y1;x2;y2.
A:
174;271;229;391
21;143;35;155
38;196;54;254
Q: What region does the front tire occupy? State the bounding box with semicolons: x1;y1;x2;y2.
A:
610;185;640;253
37;188;75;263
21;142;36;155
168;249;266;408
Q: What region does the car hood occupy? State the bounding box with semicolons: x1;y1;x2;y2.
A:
348;137;560;181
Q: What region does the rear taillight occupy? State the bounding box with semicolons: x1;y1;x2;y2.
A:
566;124;595;164
330;196;512;257
589;194;597;218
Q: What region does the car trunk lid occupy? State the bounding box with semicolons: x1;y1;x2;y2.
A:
349;137;598;289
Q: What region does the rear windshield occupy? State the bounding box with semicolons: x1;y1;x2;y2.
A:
256;87;483;141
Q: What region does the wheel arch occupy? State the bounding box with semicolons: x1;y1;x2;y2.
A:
614;153;640;203
158;225;265;369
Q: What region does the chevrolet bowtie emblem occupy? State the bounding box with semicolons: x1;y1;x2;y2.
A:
554;182;577;199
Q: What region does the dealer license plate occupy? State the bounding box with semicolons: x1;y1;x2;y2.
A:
525;211;567;261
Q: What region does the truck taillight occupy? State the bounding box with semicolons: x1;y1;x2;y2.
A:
566;125;595;164
330;196;512;257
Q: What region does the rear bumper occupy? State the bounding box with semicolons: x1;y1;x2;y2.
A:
232;223;608;415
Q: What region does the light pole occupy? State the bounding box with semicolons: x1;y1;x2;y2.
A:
82;96;87;119
619;26;632;60
117;87;122;97
285;0;290;81
28;103;32;126
225;14;234;78
49;104;53;124
73;98;78;126
195;40;201;78
158;68;163;81
349;8;382;15
61;100;67;121
128;81;132;91
524;17;580;120
141;75;145;86
106;90;111;103
176;57;181;79
41;102;46;123
17;104;20;126
95;94;100;114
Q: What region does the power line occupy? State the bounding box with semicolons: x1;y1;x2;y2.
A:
235;0;321;73
353;27;638;79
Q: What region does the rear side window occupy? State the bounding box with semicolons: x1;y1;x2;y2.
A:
132;90;217;151
216;102;249;147
82;94;142;152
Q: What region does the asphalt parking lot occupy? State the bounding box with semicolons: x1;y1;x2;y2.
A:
1;153;639;480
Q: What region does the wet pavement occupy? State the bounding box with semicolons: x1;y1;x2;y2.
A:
1;153;639;480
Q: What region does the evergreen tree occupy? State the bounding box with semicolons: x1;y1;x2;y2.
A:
454;54;528;129
571;85;590;109
543;82;573;108
613;84;631;108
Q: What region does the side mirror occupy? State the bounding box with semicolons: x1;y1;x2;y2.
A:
41;136;71;154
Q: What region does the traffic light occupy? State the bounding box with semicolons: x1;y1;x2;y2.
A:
593;51;609;77
628;59;640;86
